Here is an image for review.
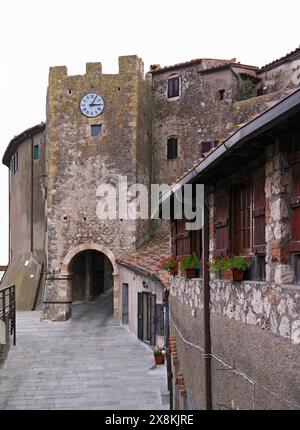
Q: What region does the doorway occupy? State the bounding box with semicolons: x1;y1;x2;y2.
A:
69;250;113;302
137;292;156;345
122;283;129;324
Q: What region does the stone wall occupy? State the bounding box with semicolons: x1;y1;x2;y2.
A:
170;275;300;409
150;62;293;186
265;142;294;284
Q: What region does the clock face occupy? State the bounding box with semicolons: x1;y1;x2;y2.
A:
80;92;104;117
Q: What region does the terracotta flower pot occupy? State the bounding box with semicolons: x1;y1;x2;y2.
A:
184;268;199;279
169;268;178;276
222;269;244;282
154;354;165;365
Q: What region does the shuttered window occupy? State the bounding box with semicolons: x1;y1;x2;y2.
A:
290;152;300;253
167;137;178;159
252;175;266;255
167;76;180;98
231;176;266;256
33;145;40;161
171;218;202;268
214;188;230;256
240;183;252;253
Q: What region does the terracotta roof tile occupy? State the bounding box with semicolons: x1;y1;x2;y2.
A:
117;235;171;288
260;46;300;72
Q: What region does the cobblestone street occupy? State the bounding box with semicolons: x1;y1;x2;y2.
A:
0;290;169;410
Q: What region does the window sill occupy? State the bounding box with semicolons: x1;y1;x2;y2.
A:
166;96;181;102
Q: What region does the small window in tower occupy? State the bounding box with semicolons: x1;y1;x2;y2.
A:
91;124;102;137
33;145;40;160
167;75;180;99
218;89;225;101
167;137;178;160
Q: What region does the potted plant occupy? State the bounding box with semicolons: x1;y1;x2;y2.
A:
180;253;201;279
153;347;165;365
210;255;252;281
158;256;178;276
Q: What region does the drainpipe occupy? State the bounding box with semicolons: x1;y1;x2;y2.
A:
203;186;212;409
163;288;173;410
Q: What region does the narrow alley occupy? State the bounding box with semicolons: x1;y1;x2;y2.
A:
0;290;168;410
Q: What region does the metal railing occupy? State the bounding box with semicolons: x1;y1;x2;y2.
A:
0;285;16;346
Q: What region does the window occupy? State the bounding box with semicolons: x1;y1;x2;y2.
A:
232;176;266;257
167;75;180;99
290;151;300;283
290;152;300;253
294;254;300;285
214;175;266;280
167;137;178;159
199;140;219;156
218;89;225;101
239;183;252;253
11;152;18;174
91;124;102;137
33;144;39;160
171;218;202;273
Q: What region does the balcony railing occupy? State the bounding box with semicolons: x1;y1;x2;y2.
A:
0;284;16;347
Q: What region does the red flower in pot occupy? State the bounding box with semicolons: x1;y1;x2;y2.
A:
210;255;252;281
158;256;179;276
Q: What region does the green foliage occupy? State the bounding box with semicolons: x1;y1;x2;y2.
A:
210;255;252;273
154;347;164;356
180;253;200;270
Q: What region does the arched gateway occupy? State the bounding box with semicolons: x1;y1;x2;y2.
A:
42;243;120;321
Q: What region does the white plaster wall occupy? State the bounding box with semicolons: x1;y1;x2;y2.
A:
118;265;164;347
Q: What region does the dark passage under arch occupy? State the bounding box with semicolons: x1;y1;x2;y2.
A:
69;250;113;302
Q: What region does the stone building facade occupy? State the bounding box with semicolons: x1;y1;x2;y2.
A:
42;56;152;321
167;90;300;409
1;47;300;334
2;124;46;310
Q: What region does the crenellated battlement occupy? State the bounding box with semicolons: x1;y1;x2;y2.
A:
48;55;144;83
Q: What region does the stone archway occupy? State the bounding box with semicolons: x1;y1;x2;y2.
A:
61;243;120;320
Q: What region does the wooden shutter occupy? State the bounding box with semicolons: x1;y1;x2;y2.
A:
214;188;230;256
290;152;300;252
137;292;143;340
253;175;266;254
171;218;191;258
150;294;157;346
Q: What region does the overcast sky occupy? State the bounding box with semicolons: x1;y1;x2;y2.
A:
0;0;299;264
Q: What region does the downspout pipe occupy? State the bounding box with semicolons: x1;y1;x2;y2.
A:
163;288;173;410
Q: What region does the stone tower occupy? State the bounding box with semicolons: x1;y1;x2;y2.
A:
42;56;151;321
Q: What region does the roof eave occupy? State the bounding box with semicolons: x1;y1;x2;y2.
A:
2;123;46;167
